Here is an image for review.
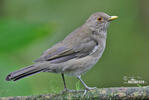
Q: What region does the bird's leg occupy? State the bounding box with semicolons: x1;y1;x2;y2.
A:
61;73;68;91
77;75;96;96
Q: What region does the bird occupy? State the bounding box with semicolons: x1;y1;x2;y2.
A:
6;12;118;93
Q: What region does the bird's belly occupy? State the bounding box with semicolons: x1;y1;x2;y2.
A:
45;55;99;76
60;55;99;76
46;45;105;76
62;45;105;76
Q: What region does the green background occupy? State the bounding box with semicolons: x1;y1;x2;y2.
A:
0;0;149;97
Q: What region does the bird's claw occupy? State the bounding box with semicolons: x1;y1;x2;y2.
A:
61;88;76;94
83;87;96;96
61;88;69;94
86;87;96;90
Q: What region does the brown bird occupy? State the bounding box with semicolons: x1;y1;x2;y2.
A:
6;12;118;93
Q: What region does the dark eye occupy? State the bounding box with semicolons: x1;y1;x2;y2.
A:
97;17;103;21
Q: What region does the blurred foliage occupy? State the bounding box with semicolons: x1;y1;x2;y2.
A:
0;0;149;97
0;19;53;52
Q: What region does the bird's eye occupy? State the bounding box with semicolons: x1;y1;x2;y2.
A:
97;17;103;21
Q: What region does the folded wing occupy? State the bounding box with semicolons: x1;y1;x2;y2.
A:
34;39;97;64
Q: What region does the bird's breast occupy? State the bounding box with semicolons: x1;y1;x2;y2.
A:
90;36;106;58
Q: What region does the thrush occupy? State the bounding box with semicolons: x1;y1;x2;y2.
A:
6;12;118;93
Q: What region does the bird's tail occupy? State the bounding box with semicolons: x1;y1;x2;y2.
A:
6;64;45;81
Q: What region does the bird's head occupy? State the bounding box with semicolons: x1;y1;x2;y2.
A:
86;12;118;32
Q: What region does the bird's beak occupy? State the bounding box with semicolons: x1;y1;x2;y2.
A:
108;16;118;21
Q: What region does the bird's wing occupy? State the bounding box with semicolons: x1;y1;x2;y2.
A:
34;25;98;63
34;42;73;62
34;39;97;64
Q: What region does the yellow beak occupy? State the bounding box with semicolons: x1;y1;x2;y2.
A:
109;16;118;21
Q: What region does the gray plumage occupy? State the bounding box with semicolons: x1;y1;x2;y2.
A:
6;12;118;92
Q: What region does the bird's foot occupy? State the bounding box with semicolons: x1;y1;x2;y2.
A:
61;88;76;94
83;87;96;96
61;88;69;93
86;86;96;90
